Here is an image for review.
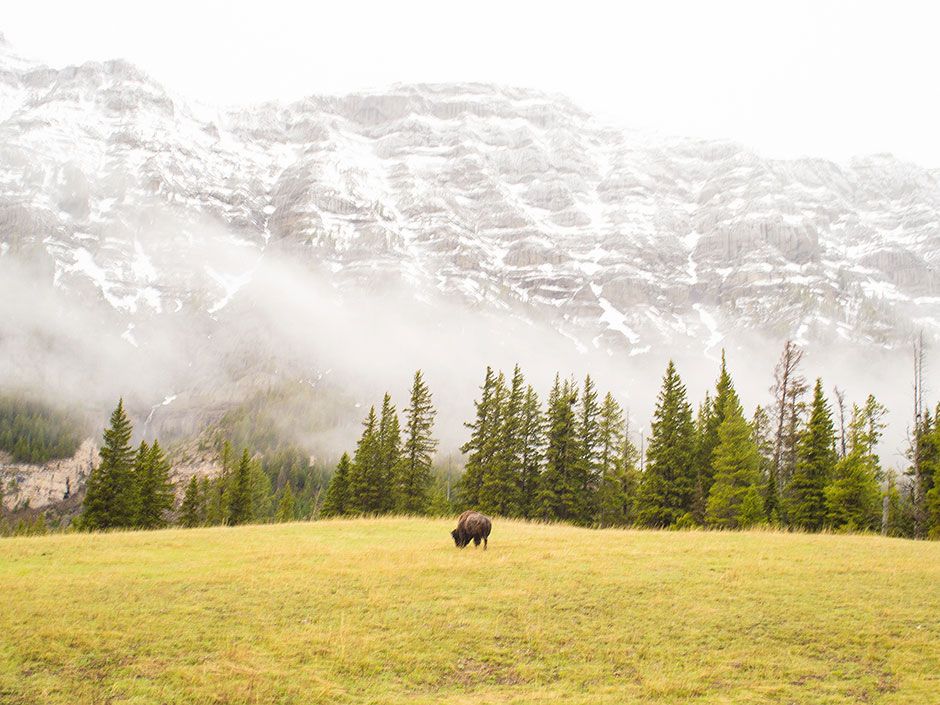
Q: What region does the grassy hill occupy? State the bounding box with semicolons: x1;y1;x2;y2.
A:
1;519;938;705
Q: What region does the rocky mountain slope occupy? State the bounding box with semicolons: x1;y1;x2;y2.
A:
2;33;938;364
1;35;938;510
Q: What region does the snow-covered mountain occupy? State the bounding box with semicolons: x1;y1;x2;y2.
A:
2;33;939;385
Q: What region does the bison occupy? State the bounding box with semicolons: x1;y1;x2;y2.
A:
451;510;492;549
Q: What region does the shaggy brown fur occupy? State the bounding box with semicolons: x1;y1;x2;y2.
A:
451;511;492;549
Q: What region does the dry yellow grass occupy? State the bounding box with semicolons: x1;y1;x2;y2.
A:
1;518;938;704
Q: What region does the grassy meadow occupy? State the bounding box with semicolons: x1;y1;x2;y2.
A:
1;518;938;704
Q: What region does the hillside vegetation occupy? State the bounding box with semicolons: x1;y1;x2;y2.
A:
1;518;938;704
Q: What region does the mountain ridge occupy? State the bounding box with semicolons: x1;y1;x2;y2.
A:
0;37;938;432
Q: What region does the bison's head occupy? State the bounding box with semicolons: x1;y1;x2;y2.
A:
451;529;466;548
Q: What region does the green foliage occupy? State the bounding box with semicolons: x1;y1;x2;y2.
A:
785;379;837;531
479;367;523;517
573;375;602;523
322;453;351;517
210;388;337;520
596;397;639;527
136;440;175;529
396;371;438;514
517;385;545;520
227;448;254;525
537;375;583;522
635;362;695;527
346;406;386;514
0;394;85;464
275;484;296;522
375;393;402;513
699;351;736;499
751;405;779;523
706;391;765;529
825;398;885;532
459;367;501;508
81;400;137;530
180;476;204;528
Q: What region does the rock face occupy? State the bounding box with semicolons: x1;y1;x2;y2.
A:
0;37;938;369
0;440;97;511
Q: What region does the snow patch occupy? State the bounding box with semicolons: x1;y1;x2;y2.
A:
693;303;723;353
597;297;640;343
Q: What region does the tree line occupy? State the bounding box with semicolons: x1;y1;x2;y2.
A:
4;340;939;540
324;342;940;539
0;395;85;464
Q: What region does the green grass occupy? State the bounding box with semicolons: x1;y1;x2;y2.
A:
1;519;938;704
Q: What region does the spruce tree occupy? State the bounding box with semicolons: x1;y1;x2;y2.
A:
635;361;696;527
81;399;137;530
137;440;175;529
346;407;384;513
276;484;296;522
376;393;401;513
785;379;837;531
699;351;736;499
480;366;524;516
691;394;714;524
517;384;545;519
826;397;887;532
597;400;640;527
322;453;352;517
459;367;501;508
537;375;582;522
130;440;149;525
249;460;273;521
573;375;602;523
198;477;214;524
228;448;254;525
751;405;779;522
180;476;202;528
396;371;438;514
705;392;765;528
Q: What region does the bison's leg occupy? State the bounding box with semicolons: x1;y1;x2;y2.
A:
473;536;481;547
483;536;487;550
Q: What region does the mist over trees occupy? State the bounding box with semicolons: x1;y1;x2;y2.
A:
3;341;939;541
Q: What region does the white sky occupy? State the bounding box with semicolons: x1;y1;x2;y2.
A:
4;0;940;166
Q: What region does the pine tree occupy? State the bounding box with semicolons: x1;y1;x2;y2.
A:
130;440;149;525
180;476;203;528
81;399;137;530
517;385;545;519
376;393;401;513
597;401;640;527
346;407;384;513
205;442;233;525
480;366;524;516
228;448;254;525
925;404;940;539
137;440;175;529
691;394;714;524
699;351;736;500
276;484;296;522
537;375;583;522
705;391;765;528
459;367;501;508
751;405;778;522
825;396;888;532
249;460;273;521
396;371;438;514
322;453;352;517
786;379;836;531
573;375;602;523
635;362;696;527
198;477;213;523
